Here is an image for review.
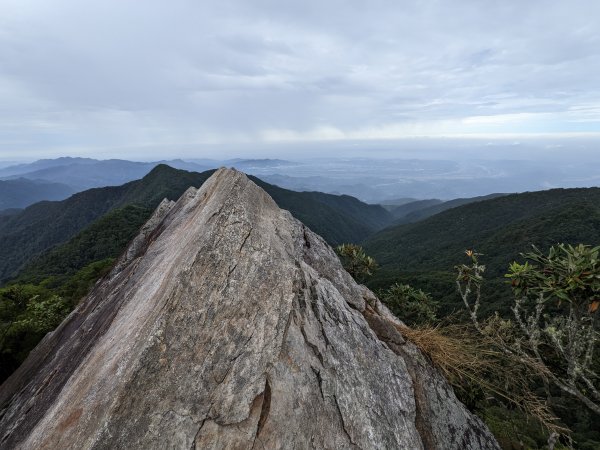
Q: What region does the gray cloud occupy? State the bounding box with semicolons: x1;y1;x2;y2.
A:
1;0;599;160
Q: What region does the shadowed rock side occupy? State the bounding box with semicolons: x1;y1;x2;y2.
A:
0;168;499;450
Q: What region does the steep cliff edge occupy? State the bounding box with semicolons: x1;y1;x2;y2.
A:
0;168;499;449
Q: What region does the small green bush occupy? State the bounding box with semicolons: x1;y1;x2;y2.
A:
380;283;438;325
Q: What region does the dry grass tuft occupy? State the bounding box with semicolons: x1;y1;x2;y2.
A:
398;323;496;380
396;321;569;439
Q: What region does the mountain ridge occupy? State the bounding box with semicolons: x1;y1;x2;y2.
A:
0;165;392;284
0;178;75;211
0;168;498;449
392;193;507;225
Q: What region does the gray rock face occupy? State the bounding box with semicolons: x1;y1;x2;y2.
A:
0;168;499;450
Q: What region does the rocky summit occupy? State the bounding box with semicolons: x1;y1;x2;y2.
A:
0;168;499;449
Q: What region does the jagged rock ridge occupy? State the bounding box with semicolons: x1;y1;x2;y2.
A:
0;168;499;449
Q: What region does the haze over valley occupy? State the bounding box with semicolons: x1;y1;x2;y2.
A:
2;140;599;210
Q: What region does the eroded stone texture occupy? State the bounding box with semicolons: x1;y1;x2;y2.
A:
0;168;499;450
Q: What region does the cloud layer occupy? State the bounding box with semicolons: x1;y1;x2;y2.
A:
1;0;599;159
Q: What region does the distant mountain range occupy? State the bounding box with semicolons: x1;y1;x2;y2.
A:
0;157;294;186
380;198;420;209
0;157;303;210
5;155;600;209
0;165;393;283
390;193;507;224
0;157;211;192
0;157;97;177
387;199;444;219
0;178;75;210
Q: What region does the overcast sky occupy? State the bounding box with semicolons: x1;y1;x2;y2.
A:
1;0;600;161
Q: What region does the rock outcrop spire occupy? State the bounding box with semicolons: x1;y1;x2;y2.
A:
0;168;499;449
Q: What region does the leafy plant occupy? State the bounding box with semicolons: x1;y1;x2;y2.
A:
0;259;114;382
505;244;600;416
9;294;69;336
455;244;600;442
0;285;69;379
336;243;378;282
380;283;438;325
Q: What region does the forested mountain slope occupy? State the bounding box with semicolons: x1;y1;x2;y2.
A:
394;193;506;224
364;187;600;315
0;166;216;283
388;199;442;219
0;165;393;283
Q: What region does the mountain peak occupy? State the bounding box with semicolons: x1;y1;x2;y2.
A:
142;162;183;178
0;169;498;449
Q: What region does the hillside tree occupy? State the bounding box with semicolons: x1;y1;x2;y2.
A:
456;244;600;415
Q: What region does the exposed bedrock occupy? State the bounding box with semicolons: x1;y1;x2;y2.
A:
0;168;499;449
